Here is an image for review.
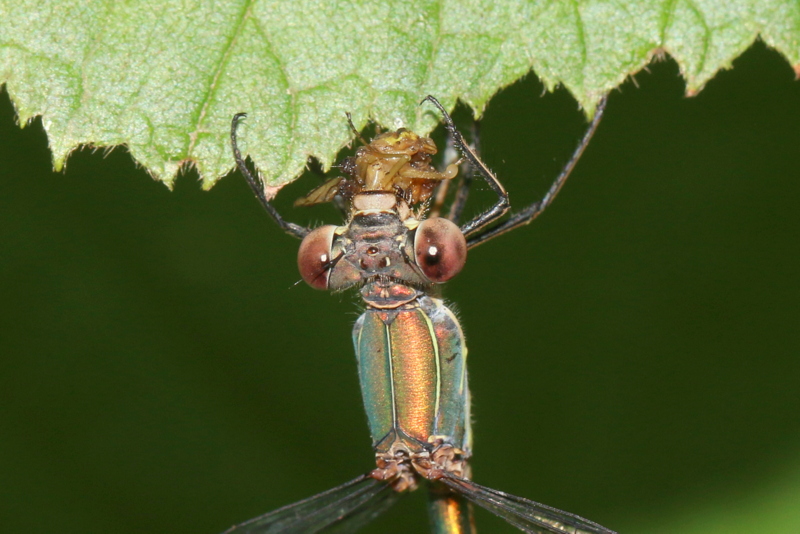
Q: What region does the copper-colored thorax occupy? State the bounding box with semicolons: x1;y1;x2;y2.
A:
294;129;458;214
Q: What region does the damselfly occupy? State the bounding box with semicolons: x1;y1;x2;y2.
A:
225;96;613;534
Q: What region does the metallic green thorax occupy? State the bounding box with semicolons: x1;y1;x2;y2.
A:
353;296;471;456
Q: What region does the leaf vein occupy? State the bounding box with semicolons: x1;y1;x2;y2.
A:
684;0;711;77
186;0;253;158
252;17;298;182
571;0;588;91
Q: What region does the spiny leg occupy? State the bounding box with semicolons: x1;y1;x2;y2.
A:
447;120;480;225
428;178;451;220
345;111;369;146
428;132;462;219
421;96;510;237
466;96;608;249
231;113;310;240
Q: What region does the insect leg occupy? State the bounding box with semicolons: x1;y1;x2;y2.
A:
421;96;510;237
447;120;480;225
345;111;369;146
231;113;310;239
427;179;451;220
428;130;464;219
466;96;608;249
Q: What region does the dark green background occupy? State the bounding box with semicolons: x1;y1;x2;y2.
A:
2;42;799;533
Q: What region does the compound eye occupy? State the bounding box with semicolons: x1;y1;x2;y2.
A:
414;217;467;283
297;225;337;290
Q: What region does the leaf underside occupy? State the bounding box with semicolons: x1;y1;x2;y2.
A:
0;0;797;189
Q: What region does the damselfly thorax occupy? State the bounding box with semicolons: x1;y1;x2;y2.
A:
292;129;472;494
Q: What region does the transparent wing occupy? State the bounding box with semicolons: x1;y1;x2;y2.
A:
293;177;343;207
223;474;402;534
439;473;616;534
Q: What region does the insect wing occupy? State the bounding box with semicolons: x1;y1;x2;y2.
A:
293;177;343;207
321;485;401;534
223;474;401;534
439;474;616;534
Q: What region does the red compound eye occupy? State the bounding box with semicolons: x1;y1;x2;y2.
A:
414;217;467;283
297;225;337;290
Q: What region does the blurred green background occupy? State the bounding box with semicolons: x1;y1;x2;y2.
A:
1;42;799;533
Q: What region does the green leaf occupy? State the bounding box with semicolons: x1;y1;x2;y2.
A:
1;0;798;190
